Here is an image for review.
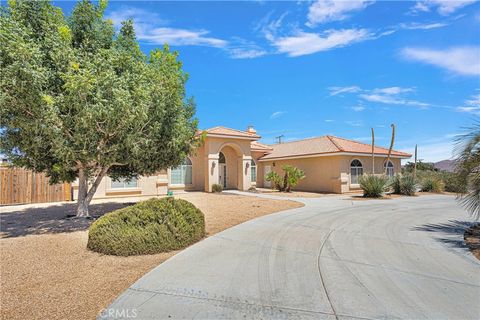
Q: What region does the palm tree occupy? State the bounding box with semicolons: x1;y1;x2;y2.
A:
455;121;480;221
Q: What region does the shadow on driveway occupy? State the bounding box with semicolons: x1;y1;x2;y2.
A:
412;220;473;251
0;202;135;238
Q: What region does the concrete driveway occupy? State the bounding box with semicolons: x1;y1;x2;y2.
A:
102;194;479;319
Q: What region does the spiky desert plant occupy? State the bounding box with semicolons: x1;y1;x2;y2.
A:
359;174;389;198
455;122;480;220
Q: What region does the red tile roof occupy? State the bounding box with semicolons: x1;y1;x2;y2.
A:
251;141;273;152
199;126;260;139
259;135;411;160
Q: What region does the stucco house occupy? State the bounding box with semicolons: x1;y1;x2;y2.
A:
72;126;411;199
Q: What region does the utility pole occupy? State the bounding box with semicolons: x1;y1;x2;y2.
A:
275;135;284;144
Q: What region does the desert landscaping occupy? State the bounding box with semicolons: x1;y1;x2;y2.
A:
0;192;302;320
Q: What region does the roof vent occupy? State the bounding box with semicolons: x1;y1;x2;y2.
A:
247;125;256;134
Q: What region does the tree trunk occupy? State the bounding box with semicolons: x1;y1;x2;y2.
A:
76;168;90;217
76;166;109;218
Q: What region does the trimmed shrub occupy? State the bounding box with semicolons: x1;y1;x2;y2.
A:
87;198;205;256
359;174;389;198
212;184;223;192
421;176;444;193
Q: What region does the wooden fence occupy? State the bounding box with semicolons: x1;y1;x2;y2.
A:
0;167;71;205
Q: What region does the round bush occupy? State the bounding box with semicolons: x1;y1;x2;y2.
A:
212;183;223;192
87;198;205;256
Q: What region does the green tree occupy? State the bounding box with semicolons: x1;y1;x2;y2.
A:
282;165;305;192
0;0;198;217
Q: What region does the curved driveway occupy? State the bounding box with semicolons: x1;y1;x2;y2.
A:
103;194;479;319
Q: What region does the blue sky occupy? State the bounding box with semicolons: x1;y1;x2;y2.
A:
55;0;480;162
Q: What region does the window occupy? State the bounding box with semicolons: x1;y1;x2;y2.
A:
350;159;363;184
171;158;192;185
251;159;257;183
384;160;394;177
111;177;138;189
219;152;225;164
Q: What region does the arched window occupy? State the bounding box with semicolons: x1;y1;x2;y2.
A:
171;158;192;185
350;159;363;184
251;159;257;183
219;152;226;164
384;160;394;177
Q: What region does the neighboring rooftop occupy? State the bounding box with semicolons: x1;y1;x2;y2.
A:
259;135;411;160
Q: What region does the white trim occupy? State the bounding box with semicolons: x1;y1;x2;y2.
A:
258;152;410;162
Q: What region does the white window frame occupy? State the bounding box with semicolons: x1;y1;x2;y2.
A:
170;158;193;185
350;159;363;185
250;159;257;183
384;160;394;177
110;177;138;189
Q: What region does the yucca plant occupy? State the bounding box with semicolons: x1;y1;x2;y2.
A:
392;174;417;196
359;174;389;198
400;174;417;196
455;122;480;221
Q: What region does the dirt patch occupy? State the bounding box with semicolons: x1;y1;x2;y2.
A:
464;224;480;260
0;192;302;320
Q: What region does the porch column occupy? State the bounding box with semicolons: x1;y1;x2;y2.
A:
205;154;219;192
238;155;252;191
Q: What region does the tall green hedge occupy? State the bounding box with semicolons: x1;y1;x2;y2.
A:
87;198;205;256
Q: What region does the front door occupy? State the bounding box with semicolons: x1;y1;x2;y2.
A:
264;165;271;188
219;164;227;188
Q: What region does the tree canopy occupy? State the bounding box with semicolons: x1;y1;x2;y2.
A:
0;0;198;216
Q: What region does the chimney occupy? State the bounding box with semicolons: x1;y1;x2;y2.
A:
246;125;256;134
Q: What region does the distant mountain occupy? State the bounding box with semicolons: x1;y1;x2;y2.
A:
434;160;456;172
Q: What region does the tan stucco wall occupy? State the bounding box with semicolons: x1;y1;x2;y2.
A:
72;171;168;200
259;155;402;194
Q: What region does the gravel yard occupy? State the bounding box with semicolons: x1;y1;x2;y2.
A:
0;192;302;320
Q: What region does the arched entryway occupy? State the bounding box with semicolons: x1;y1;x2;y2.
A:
217;144;241;190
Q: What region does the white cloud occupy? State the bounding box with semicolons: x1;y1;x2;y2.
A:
138;27;227;47
400;141;455;162
360;93;430;108
373;87;415;95
325;119;335;122
457;94;480;114
229;48;267;59
272;29;372;57
328;86;361;96
401;46;480;76
399;22;448;30
270;111;287;119
106;7;227;48
351;106;366;112
307;0;374;26
411;0;477;15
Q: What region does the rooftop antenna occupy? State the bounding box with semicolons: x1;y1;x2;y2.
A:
275;135;284;144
